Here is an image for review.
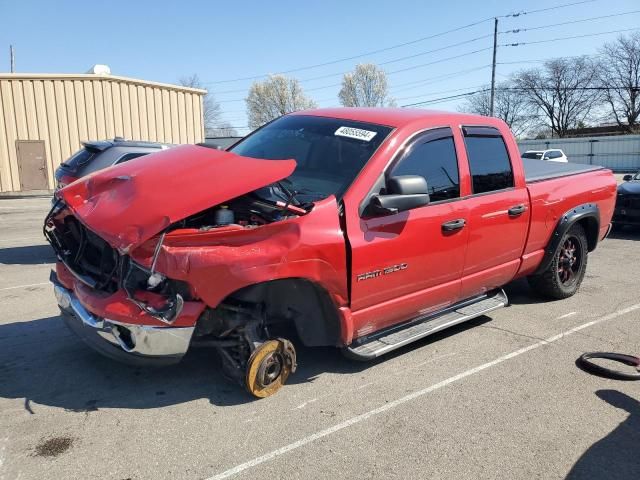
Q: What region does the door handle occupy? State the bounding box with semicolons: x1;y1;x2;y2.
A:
442;219;466;232
508;204;526;217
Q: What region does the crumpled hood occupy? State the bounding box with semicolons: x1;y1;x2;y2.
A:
59;144;296;253
618;180;640;195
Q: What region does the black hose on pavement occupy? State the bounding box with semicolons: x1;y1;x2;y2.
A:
577;352;640;380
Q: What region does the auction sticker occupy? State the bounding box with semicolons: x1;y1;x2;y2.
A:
335;126;377;141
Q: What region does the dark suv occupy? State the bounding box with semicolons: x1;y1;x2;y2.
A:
613;171;640;228
54;138;172;191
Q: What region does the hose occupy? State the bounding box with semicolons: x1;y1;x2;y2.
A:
577;352;640;381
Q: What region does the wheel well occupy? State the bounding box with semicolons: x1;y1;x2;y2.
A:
223;278;343;347
534;203;600;276
577;216;599;251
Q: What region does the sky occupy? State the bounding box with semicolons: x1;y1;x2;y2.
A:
1;0;639;134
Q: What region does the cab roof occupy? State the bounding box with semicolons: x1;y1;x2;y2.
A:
291;107;504;129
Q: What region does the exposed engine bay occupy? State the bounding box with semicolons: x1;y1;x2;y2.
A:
176;185;311;231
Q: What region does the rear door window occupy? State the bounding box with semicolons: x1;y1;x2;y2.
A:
116;152;149;164
463;127;514;194
60;148;96;172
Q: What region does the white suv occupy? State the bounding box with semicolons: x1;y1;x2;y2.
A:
521;149;568;163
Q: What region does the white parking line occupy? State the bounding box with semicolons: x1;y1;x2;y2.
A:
206;303;640;480
0;282;49;292
557;311;578;319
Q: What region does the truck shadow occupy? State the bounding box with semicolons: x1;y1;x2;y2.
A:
0;244;56;265
565;390;640;479
503;278;548;305
0;314;490;411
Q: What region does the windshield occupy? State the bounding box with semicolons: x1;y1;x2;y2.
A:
230;115;392;201
521;152;543;159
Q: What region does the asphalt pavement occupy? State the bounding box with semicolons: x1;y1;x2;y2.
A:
0;197;639;480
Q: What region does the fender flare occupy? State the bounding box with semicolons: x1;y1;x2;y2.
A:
534;203;600;275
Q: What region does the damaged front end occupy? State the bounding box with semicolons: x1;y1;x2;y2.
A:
44;145;314;374
44;201;189;326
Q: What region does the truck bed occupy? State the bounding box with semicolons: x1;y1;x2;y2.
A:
523;158;604;183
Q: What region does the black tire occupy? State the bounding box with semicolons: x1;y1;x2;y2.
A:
577;352;640;381
528;223;588;299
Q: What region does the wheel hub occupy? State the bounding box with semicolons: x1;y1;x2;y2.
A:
257;352;284;387
245;339;297;398
557;237;580;285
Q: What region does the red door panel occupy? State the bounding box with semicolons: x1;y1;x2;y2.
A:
349;201;469;338
461;188;529;298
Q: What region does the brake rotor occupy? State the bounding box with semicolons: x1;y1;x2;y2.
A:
245;339;297;398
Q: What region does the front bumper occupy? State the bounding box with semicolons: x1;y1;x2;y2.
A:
53;274;194;366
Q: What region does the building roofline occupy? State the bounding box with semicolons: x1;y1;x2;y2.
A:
0;73;207;94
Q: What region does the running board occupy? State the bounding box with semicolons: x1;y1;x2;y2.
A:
345;289;508;360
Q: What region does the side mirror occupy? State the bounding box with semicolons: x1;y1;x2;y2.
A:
370;175;430;216
623;174;633;181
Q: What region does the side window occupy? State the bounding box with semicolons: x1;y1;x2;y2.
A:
463;132;514;194
550;150;562;159
391;135;460;202
116;152;149;164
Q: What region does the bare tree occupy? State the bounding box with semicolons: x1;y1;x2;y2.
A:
459;81;534;137
598;32;640;132
512;57;601;138
339;64;394;107
245;75;316;129
178;74;222;135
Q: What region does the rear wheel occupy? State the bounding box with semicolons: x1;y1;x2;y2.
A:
528;223;588;299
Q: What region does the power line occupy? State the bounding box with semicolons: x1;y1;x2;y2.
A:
376;34;493;68
282;43;493;86
390;65;491;93
503;0;596;18
502;86;640;91
394;85;486;102
211;38;492;94
400;83;638;109
497;60;547;65
401;89;489;108
386;47;493;76
496;53;598;65
215;47;493;104
203;0;600;85
502;9;640;35
202;18;495;85
502;27;640;48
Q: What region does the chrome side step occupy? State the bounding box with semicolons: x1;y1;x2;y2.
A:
345;289;508;360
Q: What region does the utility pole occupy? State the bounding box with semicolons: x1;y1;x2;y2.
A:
10;45;15;73
489;18;498;117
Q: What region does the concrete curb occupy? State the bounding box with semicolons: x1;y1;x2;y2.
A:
0;190;52;199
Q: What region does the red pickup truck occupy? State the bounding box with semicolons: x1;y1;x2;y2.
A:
46;108;617;397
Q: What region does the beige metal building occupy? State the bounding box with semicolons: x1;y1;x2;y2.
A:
0;73;206;193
